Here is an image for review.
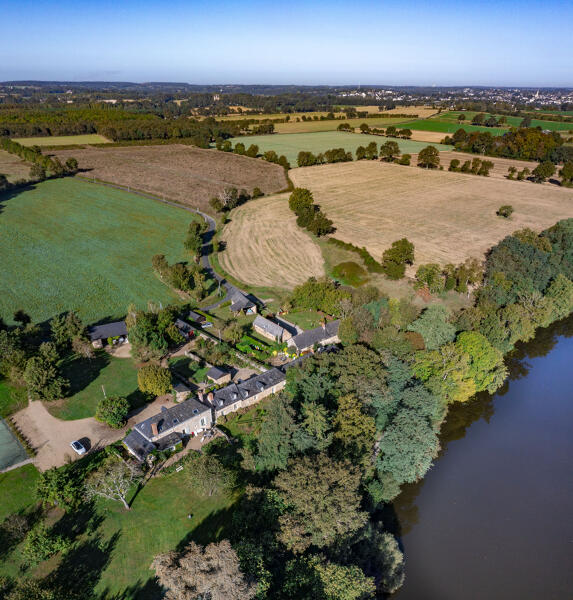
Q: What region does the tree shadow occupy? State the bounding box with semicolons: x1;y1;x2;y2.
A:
61;350;112;396
51;502;104;543
97;577;163;600
47;531;121;600
0;181;39;215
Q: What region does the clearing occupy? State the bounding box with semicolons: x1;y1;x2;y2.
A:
0;149;30;182
0;178;193;324
219;194;325;288
290;160;573;268
52;144;287;213
228;131;452;165
13;134;111;146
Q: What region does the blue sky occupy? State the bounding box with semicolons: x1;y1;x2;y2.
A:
1;0;572;86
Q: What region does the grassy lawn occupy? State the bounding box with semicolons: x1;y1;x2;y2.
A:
50;351;145;420
0;464;40;521
0;178;196;325
285;310;323;330
0;377;28;417
228;131;452;165
169;356;209;385
13;134;111;146
218;399;270;443
0;463;239;599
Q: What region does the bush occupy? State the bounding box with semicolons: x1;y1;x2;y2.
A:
332;262;369;287
449;159;460;172
137;364;172;396
396;153;411;166
96;395;129;428
497;205;514;218
22;524;71;565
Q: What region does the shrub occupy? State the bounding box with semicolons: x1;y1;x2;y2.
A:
332;262;369;287
252;187;263;198
22;524;71;565
449;159;460;172
397;153;411;166
497;205;514;218
96;395;129;428
137;364;172;396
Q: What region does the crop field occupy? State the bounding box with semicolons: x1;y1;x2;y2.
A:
274;115;411;133
52;144;287;213
219;194;325;288
0;178;194;324
228;131;452;165
398;117;508;135
438;111;573;132
290;160;573;268
13;134;111;146
0;149;30;181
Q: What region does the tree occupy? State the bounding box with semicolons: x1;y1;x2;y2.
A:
84;456;141;510
456;331;508;394
65;157;78;172
471;112;485;125
355;145;367;160
382;238;414;279
408;304;456;350
153;540;256;600
378;408;439;484
29;162;46;180
385;125;397;137
245;144;258;158
417;145;440;168
288;188;314;215
333;394;376;462
24;343;68;402
22;523;70;565
559;161;573;186
531;160;556;183
497;204;514;218
137;364;171;396
415;263;444;294
274;454;367;553
96;395;129;428
457;113;466;123
36;466;82;511
507;166;517;179
379;141;400;162
449;158;460;172
50;311;85;349
5;579;56;600
186;453;235;497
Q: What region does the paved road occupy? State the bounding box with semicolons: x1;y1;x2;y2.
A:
78;177;238;309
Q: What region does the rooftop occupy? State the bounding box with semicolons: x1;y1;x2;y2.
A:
289;320;340;352
211;367;286;411
206;366;228;381
230;291;255;312
88;320;128;341
135;397;210;440
253;315;285;339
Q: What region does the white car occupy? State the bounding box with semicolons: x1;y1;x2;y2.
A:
70;440;87;455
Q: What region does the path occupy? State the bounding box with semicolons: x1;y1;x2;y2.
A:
77;176;238;309
12;396;176;471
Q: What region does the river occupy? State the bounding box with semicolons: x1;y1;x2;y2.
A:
393;316;573;600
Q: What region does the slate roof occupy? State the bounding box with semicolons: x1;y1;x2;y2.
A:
253;315;285;339
289;320;340;352
123;429;156;461
175;319;194;334
88;320;128;341
135;397;211;441
230;291;255;312
206;366;228;381
212;368;286;412
188;311;206;323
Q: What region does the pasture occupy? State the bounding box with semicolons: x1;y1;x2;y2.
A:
228;131;452;165
438;111;573;132
398;117;507;135
13;134;111;146
219;194;325;288
0;178;194;324
52;144;287;213
290;161;573;269
0;149;30;181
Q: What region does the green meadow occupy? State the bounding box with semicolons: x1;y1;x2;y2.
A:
0;178;195;325
229;131;452;165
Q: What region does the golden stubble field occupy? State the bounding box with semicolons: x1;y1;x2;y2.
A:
290;161;573;268
0;149;30;182
219;194;325;288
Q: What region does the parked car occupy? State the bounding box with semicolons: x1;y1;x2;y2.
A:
70;440;87;455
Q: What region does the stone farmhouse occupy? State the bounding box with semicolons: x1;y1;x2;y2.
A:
287;320;340;354
88;320;128;348
252;315;292;343
229;291;258;315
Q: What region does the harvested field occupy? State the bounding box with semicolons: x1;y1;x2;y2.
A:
415;151;540;181
274;115;410;134
347;105;438;118
229;131;451;166
13;134;110;146
52;144;287;213
219;194;325;288
0;149;30;182
408;130;452;143
290;161;573;269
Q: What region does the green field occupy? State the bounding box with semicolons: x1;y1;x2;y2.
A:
0;178;195;325
228;131;452;165
0;462;237;598
399;117;507;136
50;352;146;420
12;134;111;146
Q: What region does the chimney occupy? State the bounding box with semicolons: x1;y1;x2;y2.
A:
198;390;204;401
207;392;214;405
151;422;159;437
321;321;326;330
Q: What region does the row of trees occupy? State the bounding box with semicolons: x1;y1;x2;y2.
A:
449;157;494;176
210;186;262;213
288;188;335;237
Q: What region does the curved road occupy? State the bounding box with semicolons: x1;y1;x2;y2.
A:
78;176;238;309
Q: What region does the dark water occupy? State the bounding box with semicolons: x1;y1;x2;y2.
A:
394;316;573;600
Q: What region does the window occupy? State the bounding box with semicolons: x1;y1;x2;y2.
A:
200;417;206;427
